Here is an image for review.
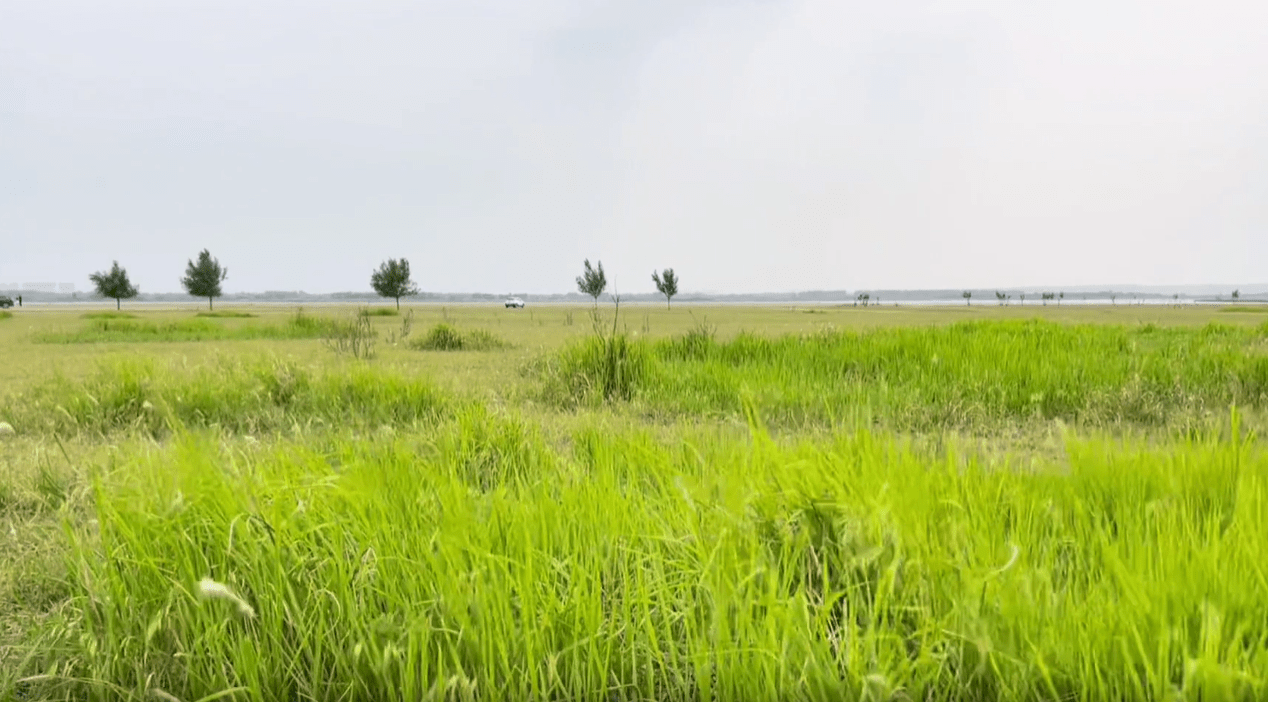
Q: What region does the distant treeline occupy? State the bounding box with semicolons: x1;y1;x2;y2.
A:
2;288;1263;304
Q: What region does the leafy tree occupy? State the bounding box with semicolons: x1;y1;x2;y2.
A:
89;261;139;310
651;268;679;309
1020;293;1026;305
963;291;972;306
576;259;607;305
1058;292;1064;306
1233;289;1240;300
181;249;228;310
995;291;1006;306
370;258;420;310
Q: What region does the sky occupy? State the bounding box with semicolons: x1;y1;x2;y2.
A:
2;0;1266;295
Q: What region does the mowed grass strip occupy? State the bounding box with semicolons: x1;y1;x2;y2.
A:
33;311;335;344
13;408;1268;701
540;319;1268;430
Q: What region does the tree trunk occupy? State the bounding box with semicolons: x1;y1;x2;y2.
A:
396;296;400;310
209;296;214;311
116;298;121;310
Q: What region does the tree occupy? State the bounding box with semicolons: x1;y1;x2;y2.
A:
1020;293;1026;305
181;249;228;310
370;258;419;310
576;259;607;305
1233;289;1240;300
89;261;139;310
1058;292;1064;306
651;268;679;309
995;291;1006;306
963;291;972;306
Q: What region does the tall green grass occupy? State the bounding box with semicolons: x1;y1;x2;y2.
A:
195;310;258;318
13;408;1268;701
541;319;1268;431
36;311;334;343
4;356;450;437
0;310;12;320
532;333;652;402
410;323;509;352
81;311;137;319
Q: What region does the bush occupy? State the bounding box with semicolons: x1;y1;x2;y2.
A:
81;311;137;319
359;308;400;317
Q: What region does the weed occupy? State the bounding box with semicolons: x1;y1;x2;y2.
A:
322;309;376;360
384;309;415;345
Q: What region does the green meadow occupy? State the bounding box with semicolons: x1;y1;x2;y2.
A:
2;303;1267;701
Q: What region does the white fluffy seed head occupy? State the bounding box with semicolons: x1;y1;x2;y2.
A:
0;421;14;438
197;577;256;618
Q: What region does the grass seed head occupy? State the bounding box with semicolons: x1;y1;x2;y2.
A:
197;577;256;618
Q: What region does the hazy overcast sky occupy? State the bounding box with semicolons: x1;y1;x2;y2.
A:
3;0;1266;294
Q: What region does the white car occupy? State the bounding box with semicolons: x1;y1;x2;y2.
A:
504;297;525;308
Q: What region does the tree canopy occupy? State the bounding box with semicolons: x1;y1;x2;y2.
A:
651;268;679;309
181;249;228;310
576;259;607;304
370;258;419;309
89;261;139;310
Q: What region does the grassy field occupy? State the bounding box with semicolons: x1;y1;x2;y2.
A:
3;302;1268;701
